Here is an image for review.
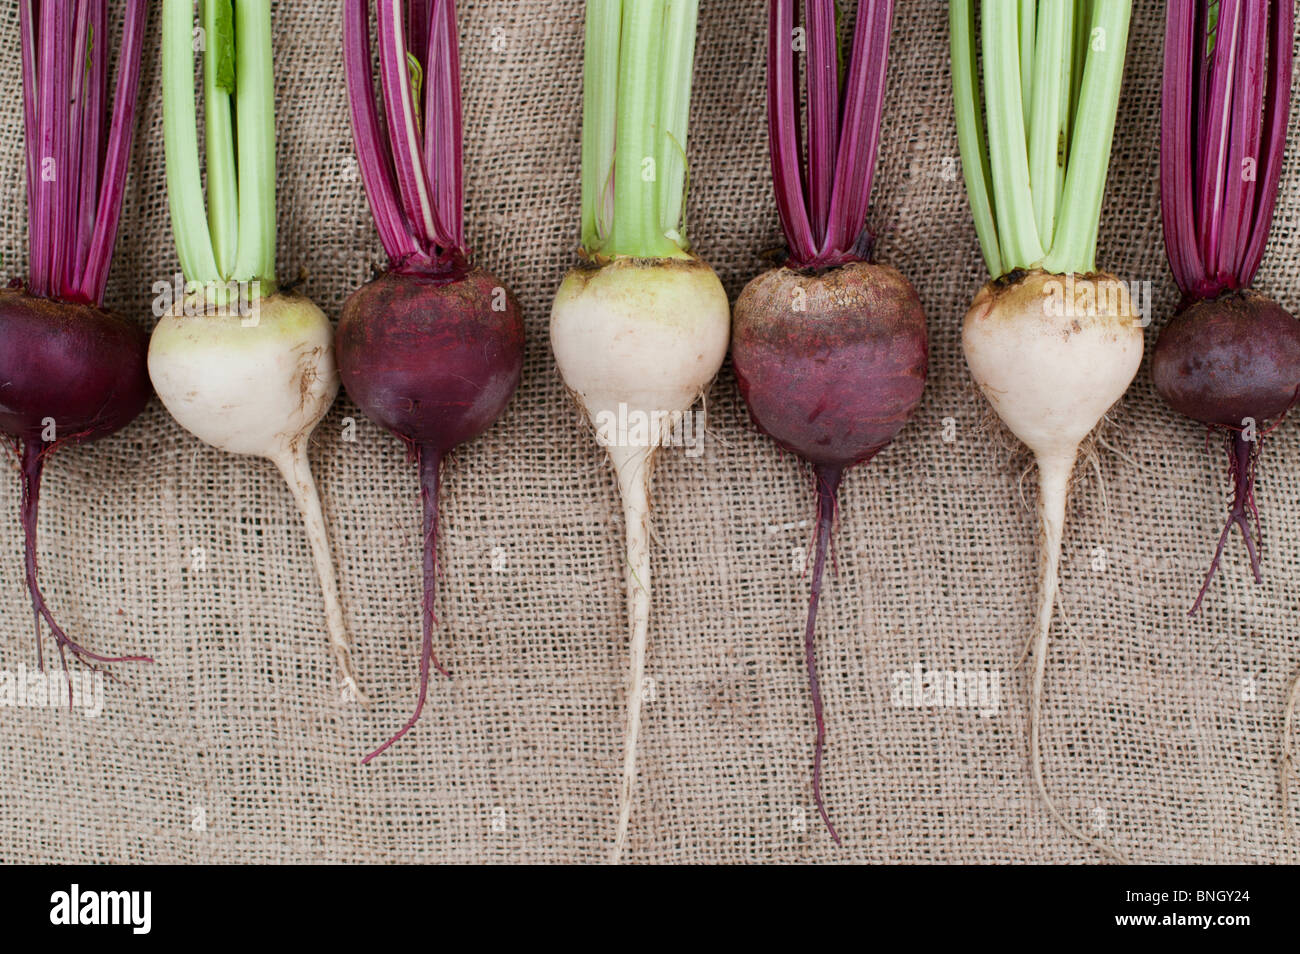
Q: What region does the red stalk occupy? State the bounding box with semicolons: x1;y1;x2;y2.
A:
1238;0;1292;283
1219;0;1264;279
805;0;839;246
343;0;420;263
768;0;817;266
1161;0;1205;293
824;0;893;262
770;0;895;270
424;0;464;252
20;1;148;307
376;0;441;251
76;0;148;306
1195;0;1242;283
1162;0;1291;301
346;0;466;268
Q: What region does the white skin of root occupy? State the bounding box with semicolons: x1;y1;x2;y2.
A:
551;257;730;864
963;270;1142;862
148;292;366;706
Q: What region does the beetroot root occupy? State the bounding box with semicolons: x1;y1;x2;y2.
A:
338;264;524;762
1153;290;1300;613
0;286;152;674
732;261;927;840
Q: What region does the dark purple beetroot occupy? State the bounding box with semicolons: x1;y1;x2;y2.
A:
731;261;928;840
1152;290;1300;613
337;267;524;451
337;265;524;761
0;288;151;442
1154;291;1300;427
0;286;152;673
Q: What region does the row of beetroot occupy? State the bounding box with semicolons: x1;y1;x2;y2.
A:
1;1;1294;862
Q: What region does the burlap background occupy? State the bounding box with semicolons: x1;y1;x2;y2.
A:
1;0;1297;864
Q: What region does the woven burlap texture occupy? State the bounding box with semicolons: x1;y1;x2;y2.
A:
1;0;1298;864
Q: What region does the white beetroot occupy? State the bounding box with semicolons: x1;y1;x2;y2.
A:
551;256;730;864
963;269;1142;860
148;292;365;703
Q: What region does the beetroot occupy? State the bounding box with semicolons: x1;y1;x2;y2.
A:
734;264;928;468
3;0;151;677
337;264;523;761
0;289;150;443
342;0;527;761
1152;291;1300;611
0;288;151;670
1158;1;1296;613
338;267;522;452
732;261;928;839
734;0;928;843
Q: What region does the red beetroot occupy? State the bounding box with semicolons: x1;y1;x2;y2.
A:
2;0;151;678
337;264;523;762
737;0;925;843
733;264;928;467
342;0;525;760
1158;1;1297;613
0;289;150;443
1152;291;1300;612
732;261;928;839
0;288;151;671
338;267;522;451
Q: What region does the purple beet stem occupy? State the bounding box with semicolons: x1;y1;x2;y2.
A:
18;440;152;693
1191;429;1264;615
768;0;894;270
805;463;843;844
362;444;450;764
1162;0;1293;299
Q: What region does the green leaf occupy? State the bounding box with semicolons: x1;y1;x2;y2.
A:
406;51;424;125
213;0;236;93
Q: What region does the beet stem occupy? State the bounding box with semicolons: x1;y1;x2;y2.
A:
804;463;843;845
18;440;152;684
362;443;449;764
1191;429;1262;616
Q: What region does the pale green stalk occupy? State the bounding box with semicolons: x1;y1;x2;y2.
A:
580;0;621;252
950;0;1003;277
983;0;1043;270
202;0;239;277
230;0;277;288
1042;0;1131;274
656;0;698;247
162;0;219;285
1028;0;1068;248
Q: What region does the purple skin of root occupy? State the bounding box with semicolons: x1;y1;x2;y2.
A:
732;262;928;842
1159;1;1299;611
1152;291;1300;614
342;0;525;760
3;0;151;685
0;289;152;677
737;0;923;843
337;265;523;763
